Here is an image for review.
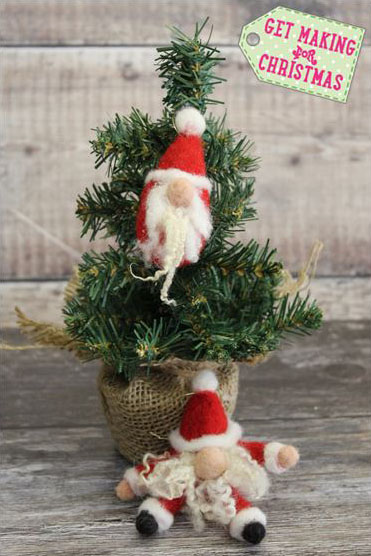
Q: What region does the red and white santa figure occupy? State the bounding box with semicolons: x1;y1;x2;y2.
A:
134;106;212;306
116;370;299;545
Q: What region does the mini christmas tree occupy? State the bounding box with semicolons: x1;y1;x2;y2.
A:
61;20;322;378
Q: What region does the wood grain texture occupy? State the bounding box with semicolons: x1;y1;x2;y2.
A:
1;418;370;556
1;323;371;555
1;0;370;46
2;277;371;328
2;44;370;279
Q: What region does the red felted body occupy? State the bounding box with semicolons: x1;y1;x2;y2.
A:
152;487;252;518
136;179;156;245
159;495;186;515
232;487;252;512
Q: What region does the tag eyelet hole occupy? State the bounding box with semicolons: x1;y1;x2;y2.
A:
246;32;260;47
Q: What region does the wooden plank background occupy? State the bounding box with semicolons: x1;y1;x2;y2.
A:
1;0;370;46
2;277;371;327
1;1;370;285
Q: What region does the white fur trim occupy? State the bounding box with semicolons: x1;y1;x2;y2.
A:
169;420;242;453
226;446;270;501
123;467;147;497
145;168;212;192
192;369;218;392
229;507;267;541
138;497;174;532
264;442;285;474
175;106;206;136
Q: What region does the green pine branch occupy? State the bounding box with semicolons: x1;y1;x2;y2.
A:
63;19;323;378
76;183;138;244
156;18;226;112
91;109;174;175
205;114;259;183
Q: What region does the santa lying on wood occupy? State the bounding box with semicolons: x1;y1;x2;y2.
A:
116;370;299;545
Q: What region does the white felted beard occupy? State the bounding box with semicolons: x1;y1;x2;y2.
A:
138;445;269;532
135;180;212;306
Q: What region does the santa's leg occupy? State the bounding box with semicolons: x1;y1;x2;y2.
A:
136;495;185;536
229;489;266;545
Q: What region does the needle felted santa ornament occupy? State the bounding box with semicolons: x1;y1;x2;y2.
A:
134;106;212;306
116;370;300;545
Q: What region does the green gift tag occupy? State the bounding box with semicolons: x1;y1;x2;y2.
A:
239;6;365;102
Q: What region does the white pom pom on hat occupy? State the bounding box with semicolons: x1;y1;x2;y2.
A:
175;106;206;136
192;369;218;392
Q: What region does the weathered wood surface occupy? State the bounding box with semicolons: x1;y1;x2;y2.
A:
1;322;371;555
2;322;371;428
1;42;370;279
2;277;371;328
1;0;370;46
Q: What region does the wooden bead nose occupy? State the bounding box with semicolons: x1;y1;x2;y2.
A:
167;177;195;208
194;447;229;480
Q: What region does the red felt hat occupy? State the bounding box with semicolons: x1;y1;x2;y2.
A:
144;106;212;192
169;370;242;452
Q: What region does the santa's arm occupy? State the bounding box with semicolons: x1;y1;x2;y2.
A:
238;440;300;474
115;460;156;500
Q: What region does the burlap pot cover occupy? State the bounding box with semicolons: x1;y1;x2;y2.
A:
98;359;239;463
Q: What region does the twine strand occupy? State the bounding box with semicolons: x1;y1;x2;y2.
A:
0;342;52;351
64;265;80;302
276;240;324;298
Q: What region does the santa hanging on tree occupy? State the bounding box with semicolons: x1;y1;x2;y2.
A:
116;370;299;545
134;106;212;306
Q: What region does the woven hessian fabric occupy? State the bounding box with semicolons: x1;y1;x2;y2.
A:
98;359;239;463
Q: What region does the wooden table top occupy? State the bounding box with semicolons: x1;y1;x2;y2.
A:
1;322;370;555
